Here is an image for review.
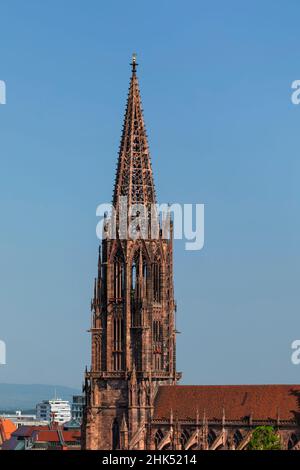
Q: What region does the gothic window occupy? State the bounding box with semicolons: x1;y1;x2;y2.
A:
133;334;142;371
131;256;139;299
153;261;161;302
131;258;139;329
166;254;171;302
131;261;137;290
114;254;124;300
131;251;148;327
93;335;101;371
153;320;162;342
207;430;216;447
142;261;147;295
154;429;164;450
153;320;163;371
180;429;190;450
112;316;124;370
112;419;120;450
233;430;243;447
131;252;148;299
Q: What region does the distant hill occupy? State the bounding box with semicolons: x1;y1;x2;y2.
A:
0;383;81;412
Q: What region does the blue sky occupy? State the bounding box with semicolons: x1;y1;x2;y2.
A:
0;0;300;388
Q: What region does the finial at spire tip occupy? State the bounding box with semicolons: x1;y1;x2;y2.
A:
131;52;138;73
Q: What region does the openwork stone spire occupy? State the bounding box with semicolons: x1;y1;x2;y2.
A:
113;54;156;208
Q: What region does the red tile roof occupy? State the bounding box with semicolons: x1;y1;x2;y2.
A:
153;385;300;422
33;430;60;442
2;425;81;450
63;430;81;441
12;425;49;438
33;429;81;443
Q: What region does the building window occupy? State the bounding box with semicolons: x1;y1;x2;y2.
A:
131;252;148;328
180;429;190;450
233;430;243;447
112;316;124;370
94;335;101;371
114;255;124;300
152;261;161;302
154;429;164;450
153;320;163;370
131;251;147;302
207;430;216;447
131;260;137;296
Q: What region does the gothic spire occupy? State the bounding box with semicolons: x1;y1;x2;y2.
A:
113;54;156;209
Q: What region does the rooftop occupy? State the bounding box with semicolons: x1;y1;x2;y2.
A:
153;384;300;423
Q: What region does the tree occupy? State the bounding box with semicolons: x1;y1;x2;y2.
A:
248;426;282;450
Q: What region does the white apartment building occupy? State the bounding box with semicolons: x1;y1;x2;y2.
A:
36;398;71;424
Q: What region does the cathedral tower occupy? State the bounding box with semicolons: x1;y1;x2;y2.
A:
82;55;179;450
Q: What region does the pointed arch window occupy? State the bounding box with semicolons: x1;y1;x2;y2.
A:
142;260;147;295
93;335;101;372
131;251;148;303
152;260;161;303
208;430;216;447
114;254;125;300
153;319;163;371
154;429;164;450
112;315;124;371
180;429;190;450
153;320;162;342
233;430;243;447
131;258;138;296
